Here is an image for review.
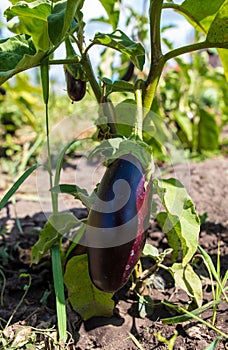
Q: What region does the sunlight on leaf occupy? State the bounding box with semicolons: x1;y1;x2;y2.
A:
155;178;200;265
207;0;228;44
0;34;46;85
169;263;203;307
180;0;226;33
4;0;52;51
31;213;80;264
92;30;145;70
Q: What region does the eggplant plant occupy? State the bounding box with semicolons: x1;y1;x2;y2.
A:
0;0;228;344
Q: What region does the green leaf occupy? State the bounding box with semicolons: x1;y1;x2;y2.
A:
89;137;152;173
138;295;154;319
217;48;228;80
92;30;145;70
88;137;123;160
115;99;136;137
111;139;152;173
48;0;67;45
64;223;86;262
142;112;171;158
157;212;182;262
142;243;159;258
48;0;81;45
180;0;226;33
173;111;193;144
102;78;135;96
64;254;114;320
0;164;41;211
112;80;135;93
179;0;228;77
142;243;173;263
31;213;80;264
155;178;200;265
198;245;228;302
0;34;46;85
197;108;219;152
51;244;67;342
161;300;220;324
169;263;203;307
61;0;84;38
51;184;93;209
98;0;120;30
31;219;59;264
5;0;52;51
207;0;228;44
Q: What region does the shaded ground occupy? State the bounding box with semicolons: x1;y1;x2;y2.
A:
0;155;227;349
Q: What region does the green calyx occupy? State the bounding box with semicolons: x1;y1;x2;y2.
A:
64;37;87;81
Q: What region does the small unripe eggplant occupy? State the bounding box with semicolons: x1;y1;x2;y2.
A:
64;37;87;102
65;69;86;102
86;154;152;292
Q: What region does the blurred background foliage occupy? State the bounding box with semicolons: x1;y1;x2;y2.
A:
0;70;96;177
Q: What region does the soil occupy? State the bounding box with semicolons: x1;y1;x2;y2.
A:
0;155;228;349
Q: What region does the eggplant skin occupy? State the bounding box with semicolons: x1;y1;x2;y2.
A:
86;154;152;292
65;70;86;102
121;61;134;82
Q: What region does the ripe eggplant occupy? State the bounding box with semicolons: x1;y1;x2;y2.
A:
65;69;86;102
86;154;152;292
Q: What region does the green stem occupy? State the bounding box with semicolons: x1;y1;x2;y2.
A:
163;40;228;62
5;274;32;329
147;0;163;75
81;54;117;133
143;37;228;111
40;61;67;342
134;80;144;139
81;54;102;103
49;58;80;66
143;58;165;111
143;0;164;111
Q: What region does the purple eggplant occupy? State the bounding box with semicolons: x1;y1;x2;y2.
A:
86;154;152;292
65;69;86;102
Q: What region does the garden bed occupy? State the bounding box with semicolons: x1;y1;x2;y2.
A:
0;155;227;349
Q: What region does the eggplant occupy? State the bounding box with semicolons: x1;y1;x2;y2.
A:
86;154;152;292
65;69;86;102
121;61;135;82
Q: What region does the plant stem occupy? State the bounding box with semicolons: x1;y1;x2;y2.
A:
45;103;58;214
143;0;228;111
5;274;32;329
134;80;144;139
143;58;165;111
148;0;163;73
81;54;102;103
40;61;67;342
163;40;228;62
143;0;164;111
